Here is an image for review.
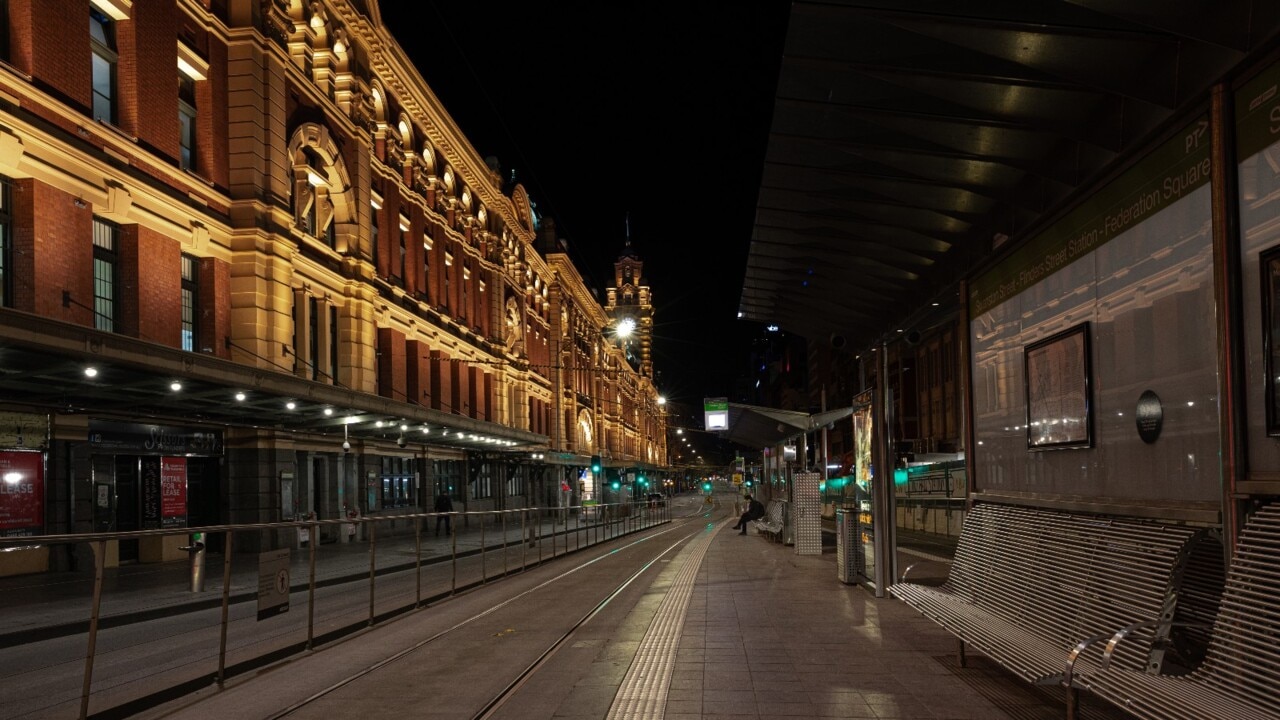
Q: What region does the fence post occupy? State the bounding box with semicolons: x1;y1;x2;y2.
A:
217;530;234;683
79;540;107;720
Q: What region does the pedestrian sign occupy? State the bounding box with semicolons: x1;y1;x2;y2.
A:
257;548;290;621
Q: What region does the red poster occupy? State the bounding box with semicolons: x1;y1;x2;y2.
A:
161;456;188;527
0;451;43;536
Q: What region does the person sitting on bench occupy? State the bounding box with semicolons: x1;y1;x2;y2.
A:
733;495;765;535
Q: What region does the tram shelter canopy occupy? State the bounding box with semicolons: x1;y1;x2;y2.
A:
743;1;1280;350
716;402;855;450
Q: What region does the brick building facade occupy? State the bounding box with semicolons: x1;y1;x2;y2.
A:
0;0;665;574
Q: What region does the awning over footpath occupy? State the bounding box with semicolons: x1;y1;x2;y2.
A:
716;402;854;450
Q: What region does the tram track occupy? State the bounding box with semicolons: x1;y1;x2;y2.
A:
245;499;729;720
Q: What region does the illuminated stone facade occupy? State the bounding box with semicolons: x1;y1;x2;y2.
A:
0;0;665;570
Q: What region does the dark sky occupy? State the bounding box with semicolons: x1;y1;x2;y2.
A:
379;2;791;408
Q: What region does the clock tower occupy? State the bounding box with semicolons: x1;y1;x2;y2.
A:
605;239;654;378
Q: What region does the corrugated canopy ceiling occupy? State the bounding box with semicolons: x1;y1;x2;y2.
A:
742;0;1280;350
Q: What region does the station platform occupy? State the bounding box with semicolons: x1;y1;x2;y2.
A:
0;498;1133;720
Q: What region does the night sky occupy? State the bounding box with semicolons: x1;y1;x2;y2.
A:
378;2;792;410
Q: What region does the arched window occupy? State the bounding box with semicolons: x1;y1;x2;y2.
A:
578;410;594;449
294;147;334;244
288;124;354;251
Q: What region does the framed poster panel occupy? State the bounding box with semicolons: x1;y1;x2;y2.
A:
1024;322;1093;450
1263;246;1280;435
0;450;44;536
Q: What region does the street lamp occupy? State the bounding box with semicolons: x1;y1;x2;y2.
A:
615;317;636;339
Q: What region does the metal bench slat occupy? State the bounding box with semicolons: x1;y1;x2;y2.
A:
1081;502;1280;719
891;501;1207;698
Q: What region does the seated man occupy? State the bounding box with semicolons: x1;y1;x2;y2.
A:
733;495;766;535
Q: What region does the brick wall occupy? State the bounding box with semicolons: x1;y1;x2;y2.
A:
11;0;90;112
376;327;407;402
199;257;230;358
15;180;93;324
406;339;431;406
430;350;451;413
119;224;181;345
117;0;179;155
455;360;469;416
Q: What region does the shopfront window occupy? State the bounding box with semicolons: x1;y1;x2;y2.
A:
378;456;415;509
430;459;462;502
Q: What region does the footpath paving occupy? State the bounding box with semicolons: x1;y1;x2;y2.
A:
0;496;1133;719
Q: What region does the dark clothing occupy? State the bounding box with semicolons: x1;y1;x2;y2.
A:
434;494;454;536
734;499;766;533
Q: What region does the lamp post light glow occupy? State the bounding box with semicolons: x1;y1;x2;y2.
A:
616;317;636;339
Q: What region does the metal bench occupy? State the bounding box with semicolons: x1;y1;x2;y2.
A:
890;503;1208;720
1077;502;1280;720
752;500;786;542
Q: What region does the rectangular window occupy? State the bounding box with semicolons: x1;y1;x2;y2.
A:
506;466;526;497
304;195;317;236
0;0;9;63
92;218;118;331
180;254;199;351
176;41;207;171
397;214;409;285
1264;247;1280;435
422;233;432;302
89;8;117;124
291;294;299;373
444;252;452;309
431;460;463;503
308;296;319;381
0;180;10;308
471;462;493;500
329;304;339;384
370;193;381;269
178;75;196;170
379;457;415;508
460;262;469;321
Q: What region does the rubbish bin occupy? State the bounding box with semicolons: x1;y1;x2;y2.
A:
836;508;857;584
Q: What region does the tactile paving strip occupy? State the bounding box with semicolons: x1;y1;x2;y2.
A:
604;521;724;720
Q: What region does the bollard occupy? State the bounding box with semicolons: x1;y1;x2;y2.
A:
179;531;206;592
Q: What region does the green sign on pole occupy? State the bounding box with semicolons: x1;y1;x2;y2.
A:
704;397;729;431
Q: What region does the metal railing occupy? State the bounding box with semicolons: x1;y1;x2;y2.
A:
0;501;669;720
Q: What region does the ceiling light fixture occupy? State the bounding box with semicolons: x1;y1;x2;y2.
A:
170;381;182;392
84;367;98;378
